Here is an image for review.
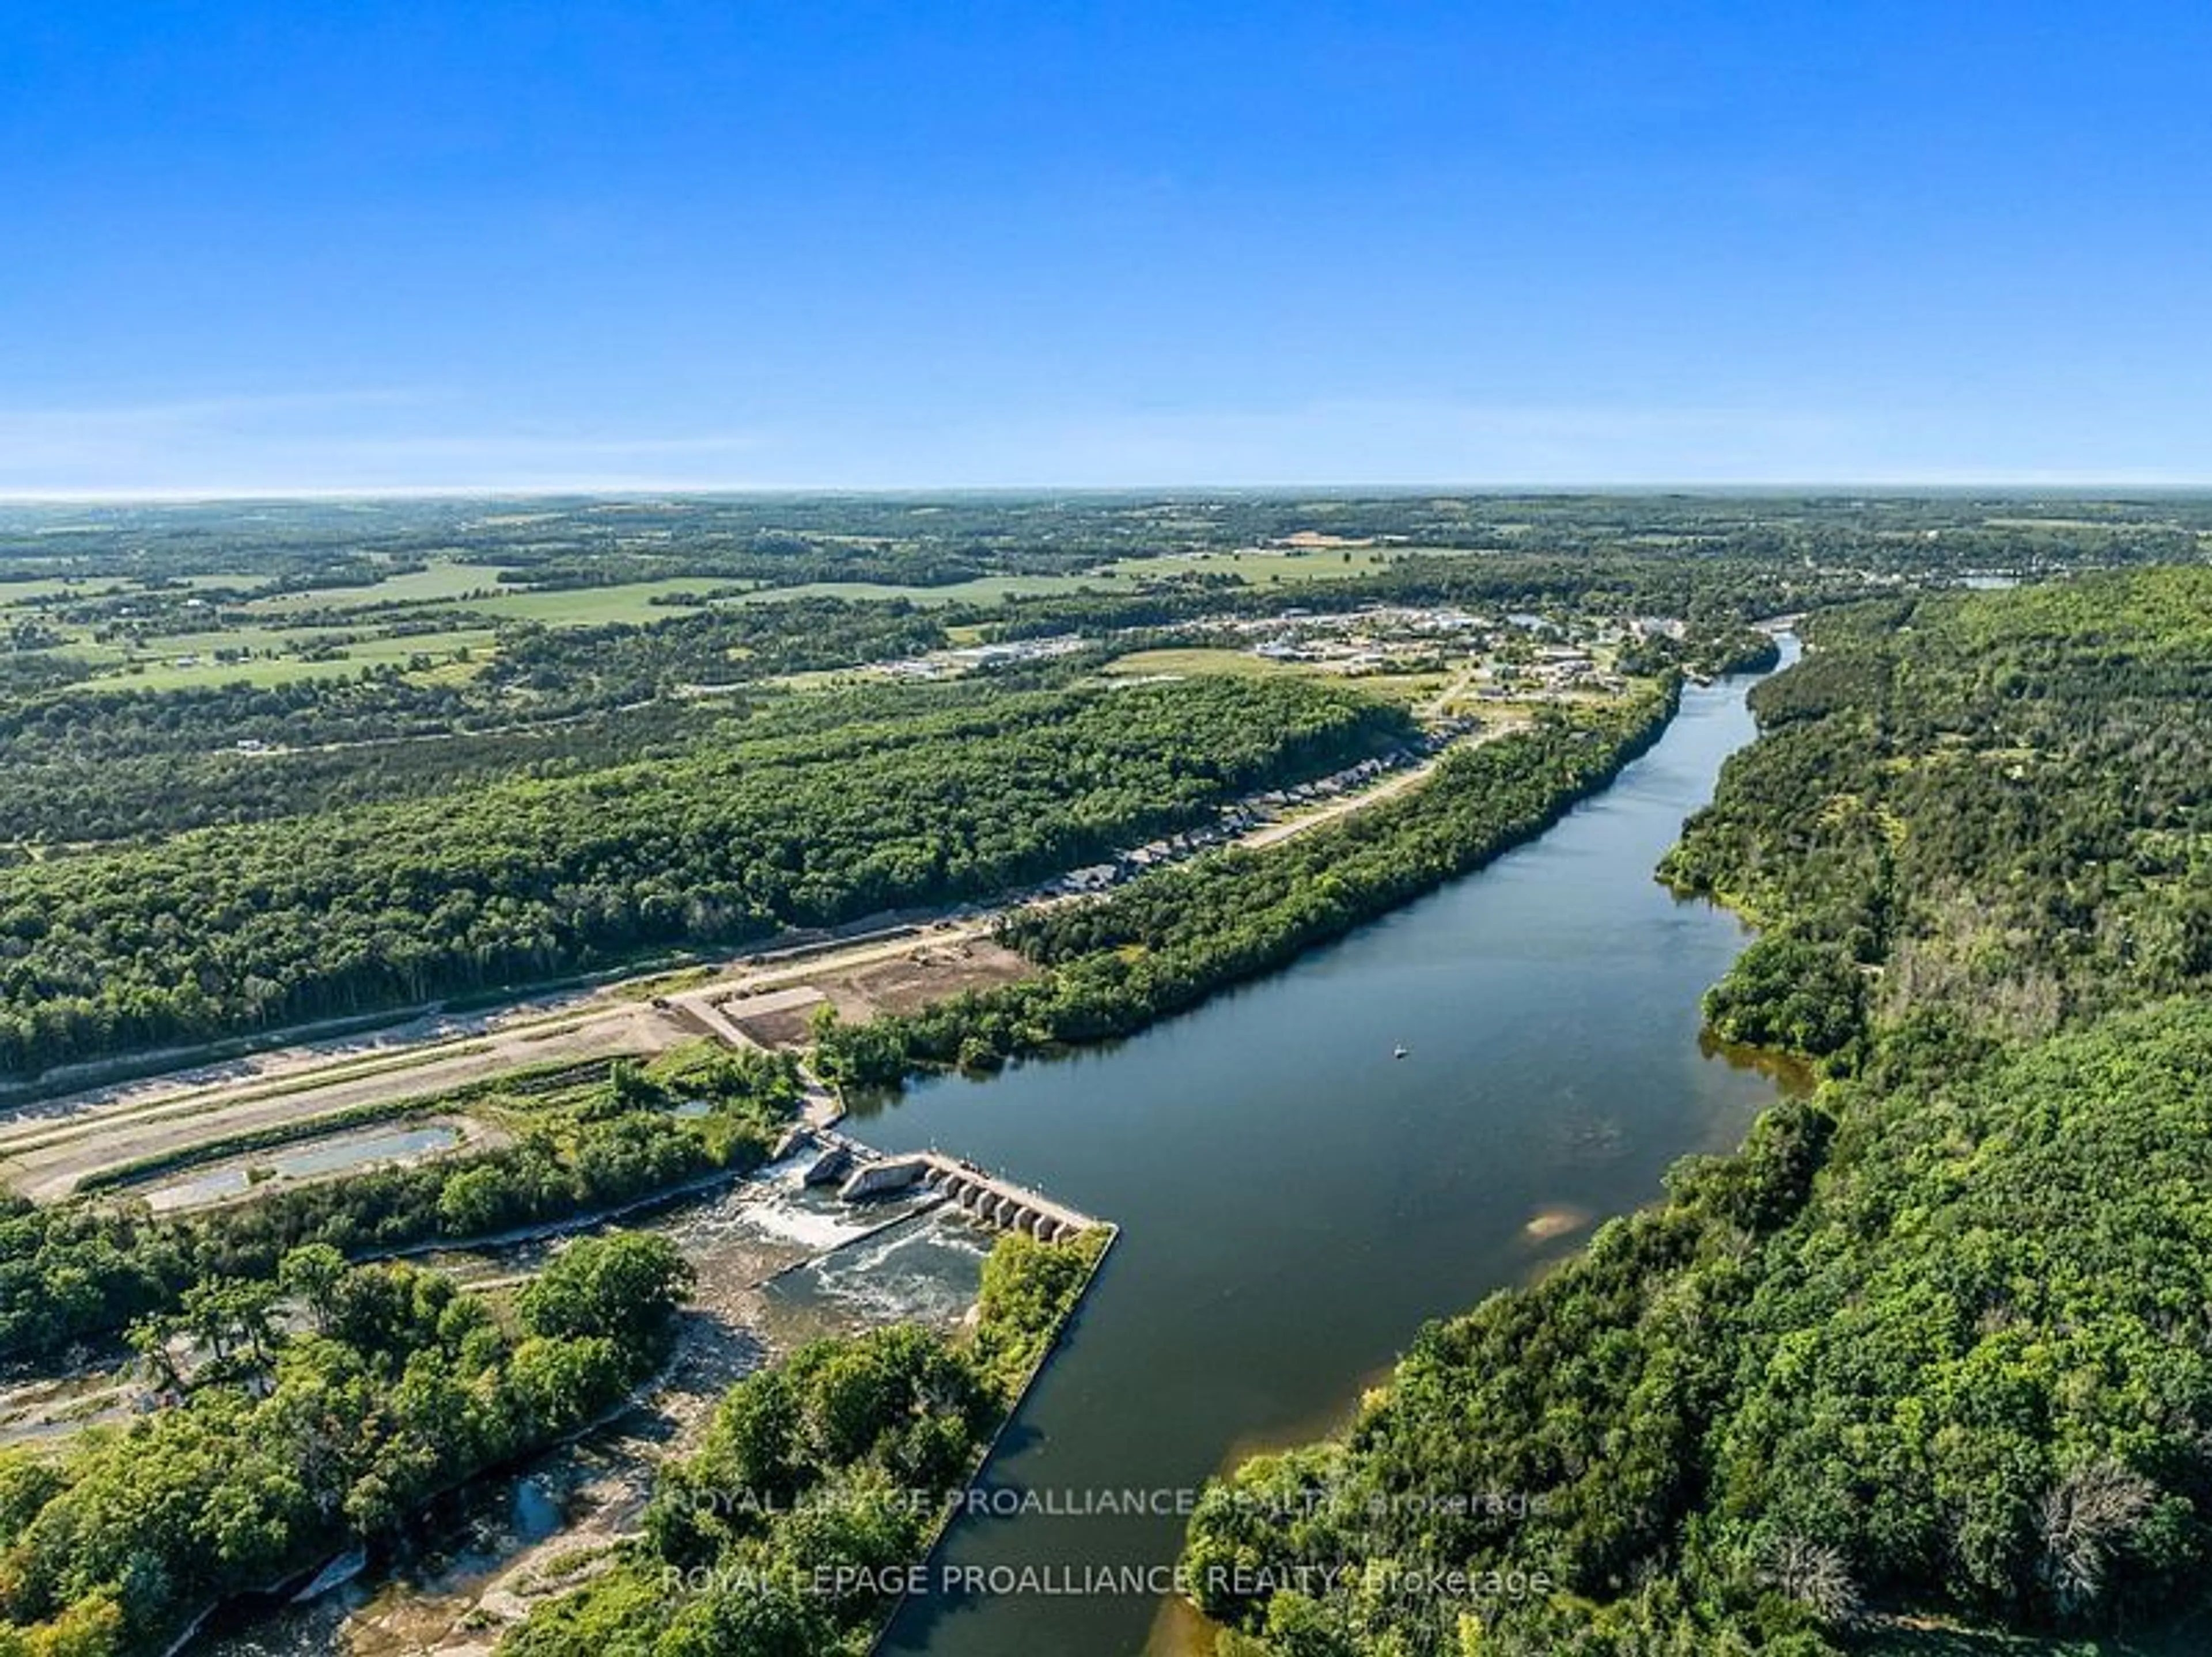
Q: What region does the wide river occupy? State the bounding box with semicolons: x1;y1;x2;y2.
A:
853;644;1798;1656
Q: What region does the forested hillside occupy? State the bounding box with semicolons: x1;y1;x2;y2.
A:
1666;568;2212;1057
0;676;1408;1080
1185;569;2212;1654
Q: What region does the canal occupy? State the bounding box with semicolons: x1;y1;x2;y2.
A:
854;645;1797;1656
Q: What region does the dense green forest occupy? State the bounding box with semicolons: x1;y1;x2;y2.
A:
0;1229;692;1656
0;676;1406;1079
812;683;1676;1086
1183;569;2212;1654
0;1045;797;1364
1665;569;2212;1049
0;699;723;846
498;1228;1109;1657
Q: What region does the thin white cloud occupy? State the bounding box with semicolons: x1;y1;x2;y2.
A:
869;398;1865;490
315;433;767;462
0;391;2200;496
872;400;2210;490
0;388;425;437
0;391;769;496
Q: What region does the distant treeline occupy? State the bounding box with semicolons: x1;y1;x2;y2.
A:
9;491;2195;588
0;520;2061;856
0;593;946;763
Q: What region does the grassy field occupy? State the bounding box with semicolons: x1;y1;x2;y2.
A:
1099;646;1449;708
729;547;1435;606
1101;646;1298;678
730;573;1108;606
248;561;506;611
244;563;732;625
0;576;137;608
1097;547;1411;584
440;576;730;625
3;559;737;691
83;655;360;693
1;543;1483;696
84;626;499;691
317;626;497;665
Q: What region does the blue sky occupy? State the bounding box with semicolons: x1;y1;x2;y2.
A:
4;1;2209;493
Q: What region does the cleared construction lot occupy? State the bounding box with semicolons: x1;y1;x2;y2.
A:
0;921;1018;1204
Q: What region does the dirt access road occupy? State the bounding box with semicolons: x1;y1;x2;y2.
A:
0;922;994;1202
1238;718;1526;850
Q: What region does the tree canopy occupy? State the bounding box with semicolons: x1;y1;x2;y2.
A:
1185;569;2212;1652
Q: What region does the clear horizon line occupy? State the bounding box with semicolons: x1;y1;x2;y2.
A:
5;476;2212;505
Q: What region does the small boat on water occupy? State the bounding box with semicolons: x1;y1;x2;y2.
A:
1393;1043;1410;1060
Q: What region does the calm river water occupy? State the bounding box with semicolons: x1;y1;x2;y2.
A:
854;645;1798;1656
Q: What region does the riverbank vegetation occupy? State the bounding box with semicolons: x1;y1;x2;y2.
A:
0;1044;797;1365
0;676;1407;1080
0;1231;691;1657
498;1227;1109;1657
1184;568;2212;1652
812;682;1677;1086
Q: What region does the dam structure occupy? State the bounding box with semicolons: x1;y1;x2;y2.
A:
799;1132;1098;1243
